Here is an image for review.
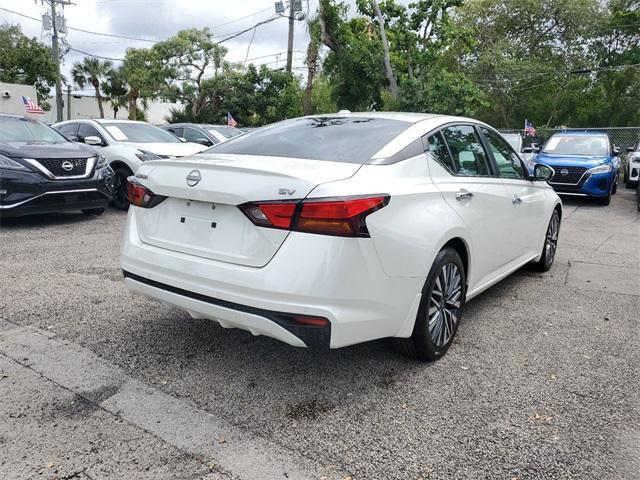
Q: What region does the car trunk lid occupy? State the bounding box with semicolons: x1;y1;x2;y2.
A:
132;154;361;267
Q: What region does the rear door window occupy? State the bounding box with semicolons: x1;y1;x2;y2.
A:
441;125;492;177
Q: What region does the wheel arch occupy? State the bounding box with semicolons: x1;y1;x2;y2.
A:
441;237;470;287
110;159;134;174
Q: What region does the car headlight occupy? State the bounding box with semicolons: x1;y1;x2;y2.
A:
0;154;28;171
135;150;162;162
587;164;612;175
95;153;108;169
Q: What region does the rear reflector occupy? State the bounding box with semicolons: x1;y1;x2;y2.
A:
127;179;166;208
239;195;389;237
292;315;330;327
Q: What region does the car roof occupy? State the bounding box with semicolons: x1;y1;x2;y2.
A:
551;131;609;137
93;119;147;125
303;111;444;123
0;113;41;121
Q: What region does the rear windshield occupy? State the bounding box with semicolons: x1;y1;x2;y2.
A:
205;116;411;164
542;135;609;156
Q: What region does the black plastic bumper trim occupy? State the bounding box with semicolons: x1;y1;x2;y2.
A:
122;270;331;349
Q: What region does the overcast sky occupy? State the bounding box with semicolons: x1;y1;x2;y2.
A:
1;0;320;95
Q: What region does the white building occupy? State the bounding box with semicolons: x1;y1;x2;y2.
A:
0;82;182;124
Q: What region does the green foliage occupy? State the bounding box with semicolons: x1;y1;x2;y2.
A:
0;23;56;109
167;65;303;126
71;57;112;118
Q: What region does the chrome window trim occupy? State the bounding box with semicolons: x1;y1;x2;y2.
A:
23;156;97;180
0;188;107;209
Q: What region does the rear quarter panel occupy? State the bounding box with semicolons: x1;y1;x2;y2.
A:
306;153;468;279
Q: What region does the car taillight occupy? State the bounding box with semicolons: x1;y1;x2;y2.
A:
239;195;389;237
127;179;166;208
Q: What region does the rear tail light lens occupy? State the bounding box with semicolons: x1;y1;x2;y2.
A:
127;179;166;208
239;195;389;237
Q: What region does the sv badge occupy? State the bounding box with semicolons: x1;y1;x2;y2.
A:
278;188;296;196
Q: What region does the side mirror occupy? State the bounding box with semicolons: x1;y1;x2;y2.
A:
194;137;213;146
84;136;103;146
533;164;554;181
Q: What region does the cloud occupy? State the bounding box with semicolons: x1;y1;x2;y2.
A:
0;0;316;90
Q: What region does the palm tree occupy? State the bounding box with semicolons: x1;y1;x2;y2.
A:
101;68;128;119
71;57;112;118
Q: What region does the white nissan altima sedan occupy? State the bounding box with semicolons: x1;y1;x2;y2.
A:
121;112;562;360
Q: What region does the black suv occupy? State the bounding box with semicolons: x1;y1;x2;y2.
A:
0;114;113;218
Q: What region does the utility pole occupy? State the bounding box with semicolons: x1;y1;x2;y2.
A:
66;85;71;120
286;0;295;73
47;0;72;122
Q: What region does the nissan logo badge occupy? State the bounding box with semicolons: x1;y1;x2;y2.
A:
61;161;74;172
560;168;569;176
186;169;202;187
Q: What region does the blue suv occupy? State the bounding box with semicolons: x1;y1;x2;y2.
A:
535;131;620;205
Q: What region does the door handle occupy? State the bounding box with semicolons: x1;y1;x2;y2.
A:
512;195;522;205
455;189;473;201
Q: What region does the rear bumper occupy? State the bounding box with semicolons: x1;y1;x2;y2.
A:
121;207;423;349
0;166;113;217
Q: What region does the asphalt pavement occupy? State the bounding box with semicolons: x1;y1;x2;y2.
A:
1;188;638;480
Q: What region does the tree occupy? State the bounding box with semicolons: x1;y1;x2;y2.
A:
71;57;112;118
121;47;172;120
0;24;56;109
370;0;398;100
153;28;228;117
101;68;128;119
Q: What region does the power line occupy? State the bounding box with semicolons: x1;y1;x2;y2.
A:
0;5;282;44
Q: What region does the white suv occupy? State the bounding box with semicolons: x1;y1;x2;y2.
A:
52;119;208;209
625;143;640;188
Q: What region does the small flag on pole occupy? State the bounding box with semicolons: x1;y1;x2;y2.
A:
524;119;536;136
22;96;45;114
227;112;238;128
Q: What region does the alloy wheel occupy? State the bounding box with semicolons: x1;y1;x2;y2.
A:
428;263;462;347
545;213;560;265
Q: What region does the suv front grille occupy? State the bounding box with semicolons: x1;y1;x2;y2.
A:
34;158;89;178
550;166;587;185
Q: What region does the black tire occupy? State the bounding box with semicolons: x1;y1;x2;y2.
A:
612;179;617;195
597;192;612;206
111;167;132;210
530;209;560;272
627;180;638;189
393;247;466;361
82;208;105;216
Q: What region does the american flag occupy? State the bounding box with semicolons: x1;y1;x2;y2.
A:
524;119;536;137
22;96;45;114
227;112;238;128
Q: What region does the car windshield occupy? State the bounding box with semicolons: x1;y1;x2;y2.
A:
0;116;67;143
502;134;521;151
206;126;243;139
205;116;411;164
101;122;181;143
542;135;609;156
